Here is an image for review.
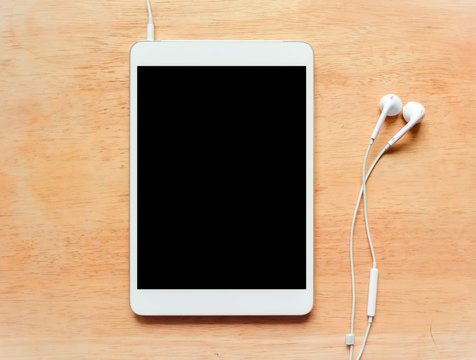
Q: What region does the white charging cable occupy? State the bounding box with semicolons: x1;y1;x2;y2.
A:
146;0;155;40
347;143;389;360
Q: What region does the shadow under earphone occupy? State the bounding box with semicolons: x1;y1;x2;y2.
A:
133;313;311;326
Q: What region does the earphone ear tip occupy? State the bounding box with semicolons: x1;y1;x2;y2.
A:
379;94;402;116
403;102;425;123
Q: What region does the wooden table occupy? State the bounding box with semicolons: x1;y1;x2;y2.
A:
1;0;475;359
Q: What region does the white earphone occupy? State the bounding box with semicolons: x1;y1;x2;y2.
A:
371;94;402;140
388;101;425;146
348;95;425;360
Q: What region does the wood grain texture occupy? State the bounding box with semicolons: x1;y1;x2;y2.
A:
0;0;475;359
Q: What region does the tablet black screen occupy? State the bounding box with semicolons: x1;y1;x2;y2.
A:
137;66;306;289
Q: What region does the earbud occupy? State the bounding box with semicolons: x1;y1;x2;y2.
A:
388;102;425;146
371;94;403;140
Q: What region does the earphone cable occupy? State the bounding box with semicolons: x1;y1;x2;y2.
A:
348;144;389;360
356;317;373;360
363;140;377;269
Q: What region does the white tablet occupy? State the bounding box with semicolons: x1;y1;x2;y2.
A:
130;41;314;315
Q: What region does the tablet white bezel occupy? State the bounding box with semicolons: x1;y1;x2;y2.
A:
130;40;314;315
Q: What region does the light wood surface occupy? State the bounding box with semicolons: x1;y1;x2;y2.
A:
1;0;475;359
